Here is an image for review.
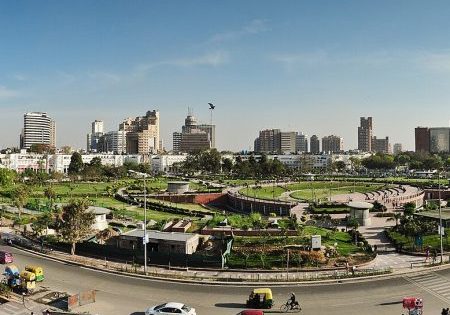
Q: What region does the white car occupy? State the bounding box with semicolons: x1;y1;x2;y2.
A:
145;302;196;315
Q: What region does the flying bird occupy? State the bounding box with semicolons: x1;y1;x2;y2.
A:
208;103;215;110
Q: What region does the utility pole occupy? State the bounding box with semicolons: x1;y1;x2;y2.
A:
144;173;148;274
438;171;444;264
286;249;290;281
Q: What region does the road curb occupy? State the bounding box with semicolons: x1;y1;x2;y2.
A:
10;244;450;287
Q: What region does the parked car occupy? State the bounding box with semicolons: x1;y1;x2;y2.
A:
0;251;13;264
145;302;196;315
237;310;264;315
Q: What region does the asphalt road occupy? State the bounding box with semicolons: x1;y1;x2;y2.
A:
2;244;450;315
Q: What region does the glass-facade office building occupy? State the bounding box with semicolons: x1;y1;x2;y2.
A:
430;128;450;153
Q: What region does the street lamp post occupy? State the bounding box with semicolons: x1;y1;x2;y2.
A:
438;171;444;264
144;174;148;274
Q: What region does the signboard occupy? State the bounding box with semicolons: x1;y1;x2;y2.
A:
438;226;445;236
79;290;96;306
311;235;321;250
67;294;79;311
143;233;149;244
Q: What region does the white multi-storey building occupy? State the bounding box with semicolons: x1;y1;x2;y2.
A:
151;154;188;173
20;112;56;149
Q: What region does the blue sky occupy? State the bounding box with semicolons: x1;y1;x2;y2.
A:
1;0;450;151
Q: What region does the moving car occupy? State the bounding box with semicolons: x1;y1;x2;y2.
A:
145;302;196;315
0;251;13;264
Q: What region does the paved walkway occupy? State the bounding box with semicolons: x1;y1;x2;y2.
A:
0;299;46;315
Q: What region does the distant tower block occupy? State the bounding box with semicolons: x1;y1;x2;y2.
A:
347;201;374;226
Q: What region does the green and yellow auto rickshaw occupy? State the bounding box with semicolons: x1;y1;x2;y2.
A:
25;265;44;282
246;288;274;309
19;271;36;294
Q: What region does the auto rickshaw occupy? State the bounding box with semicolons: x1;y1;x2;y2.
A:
19;271;36;294
246;288;273;309
25;265;44;282
4;265;21;288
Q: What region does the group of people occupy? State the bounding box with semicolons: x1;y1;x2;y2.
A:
442;308;450;315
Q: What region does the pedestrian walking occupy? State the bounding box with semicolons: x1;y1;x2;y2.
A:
432;248;437;264
425;247;430;262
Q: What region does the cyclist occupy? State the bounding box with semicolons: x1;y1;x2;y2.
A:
289;292;299;309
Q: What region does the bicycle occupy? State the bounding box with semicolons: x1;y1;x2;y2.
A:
280;300;302;313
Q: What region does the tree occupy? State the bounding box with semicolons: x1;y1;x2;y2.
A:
0;169;16;186
44;186;56;210
58;199;95;255
221;158;233;174
349;156;361;172
31;211;54;236
332;161;346;173
29;143;55;154
387;212;403;227
68;152;84;175
11;185;30;219
403;202;416;217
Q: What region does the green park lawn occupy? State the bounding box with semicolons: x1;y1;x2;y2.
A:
228;226;363;269
239;181;388;201
387;230;450;252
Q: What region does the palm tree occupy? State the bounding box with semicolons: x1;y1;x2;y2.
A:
44;186;56;210
387;212;403;227
12;185;30;220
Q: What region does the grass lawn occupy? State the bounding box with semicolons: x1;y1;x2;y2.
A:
238;181;389;201
228;226;363;269
239;186;287;200
387;230;450;251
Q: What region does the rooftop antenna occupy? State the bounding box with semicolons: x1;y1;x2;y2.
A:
208;102;215;126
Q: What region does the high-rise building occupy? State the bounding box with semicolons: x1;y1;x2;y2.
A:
358;117;373;152
173;111;215;153
322;135;344;153
179;130;211;153
296;133;308;153
197;124;216;149
430;127;450;153
99;130;127;154
254;129;281;153
87;120;104;152
172;132;182;153
120;110;160;154
371;136;390;154
20;112;56;149
393;143;403;155
415;127;430;153
310;135;320;153
279;132;297;154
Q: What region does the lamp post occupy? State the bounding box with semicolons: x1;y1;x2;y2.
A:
144;173;148;274
438;171;444;264
129;170;148;274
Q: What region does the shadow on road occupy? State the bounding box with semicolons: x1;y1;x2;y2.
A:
215;303;247;309
378;301;403;306
129;312;145;315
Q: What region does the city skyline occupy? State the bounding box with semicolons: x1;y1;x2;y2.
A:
1;1;450;151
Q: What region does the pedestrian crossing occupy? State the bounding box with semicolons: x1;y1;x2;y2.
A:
405;272;450;304
0;300;45;315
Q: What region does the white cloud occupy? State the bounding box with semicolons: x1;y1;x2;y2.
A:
416;52;450;72
271;51;329;72
135;51;229;75
12;74;28;81
210;19;269;42
88;71;121;83
0;86;18;99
